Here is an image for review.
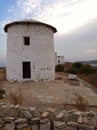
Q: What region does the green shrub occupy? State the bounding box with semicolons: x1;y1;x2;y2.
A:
93;67;97;74
69;62;96;75
79;64;94;74
72;62;83;70
69;67;78;74
68;62;83;74
55;64;64;72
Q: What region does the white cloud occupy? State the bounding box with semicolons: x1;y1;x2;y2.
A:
1;0;97;35
32;0;97;34
17;0;41;14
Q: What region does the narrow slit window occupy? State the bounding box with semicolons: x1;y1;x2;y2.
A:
24;37;30;45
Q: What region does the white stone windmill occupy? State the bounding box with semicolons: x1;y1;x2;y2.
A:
4;19;57;81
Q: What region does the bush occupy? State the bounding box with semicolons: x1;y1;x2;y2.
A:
69;67;78;74
55;64;64;72
93;67;97;74
68;62;82;74
72;62;83;70
75;94;88;111
9;87;22;105
79;64;94;74
69;63;96;75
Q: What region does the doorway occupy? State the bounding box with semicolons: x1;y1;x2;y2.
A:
23;62;31;78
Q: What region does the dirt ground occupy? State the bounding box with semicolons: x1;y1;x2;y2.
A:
0;72;97;112
78;74;97;88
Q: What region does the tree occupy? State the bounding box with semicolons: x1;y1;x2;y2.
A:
69;67;78;74
69;62;82;74
79;64;94;74
72;62;83;70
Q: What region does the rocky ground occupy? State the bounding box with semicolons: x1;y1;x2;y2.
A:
0;73;97;112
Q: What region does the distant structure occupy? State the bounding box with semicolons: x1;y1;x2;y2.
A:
55;52;64;65
4;19;57;81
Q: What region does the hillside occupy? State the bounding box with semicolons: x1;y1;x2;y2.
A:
78;60;97;65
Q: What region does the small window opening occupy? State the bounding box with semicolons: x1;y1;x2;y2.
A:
24;37;30;45
58;60;60;63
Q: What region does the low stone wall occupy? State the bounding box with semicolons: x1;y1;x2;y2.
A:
0;103;97;130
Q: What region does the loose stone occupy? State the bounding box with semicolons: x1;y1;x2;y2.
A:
15;118;27;124
4;117;14;123
16;123;28;129
77;115;83;124
53;121;66;130
83;117;88;124
22;111;32;119
55;112;64;120
40;119;51;130
41;112;49;118
3;122;15;130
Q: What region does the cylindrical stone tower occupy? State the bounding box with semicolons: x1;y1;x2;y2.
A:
4;19;57;81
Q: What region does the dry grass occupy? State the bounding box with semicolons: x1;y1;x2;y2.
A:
55;72;68;80
78;74;97;88
74;94;88;111
9;87;22;105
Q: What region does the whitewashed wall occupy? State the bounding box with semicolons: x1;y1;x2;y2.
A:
55;52;58;66
57;56;64;64
7;23;55;81
55;52;64;65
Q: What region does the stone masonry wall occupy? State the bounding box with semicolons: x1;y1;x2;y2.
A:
0;103;97;130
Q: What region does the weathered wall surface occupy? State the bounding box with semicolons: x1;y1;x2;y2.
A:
55;52;57;66
7;23;55;81
0;103;97;130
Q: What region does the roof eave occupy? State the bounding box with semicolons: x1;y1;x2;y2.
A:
4;21;57;33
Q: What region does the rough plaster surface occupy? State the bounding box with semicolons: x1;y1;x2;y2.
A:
7;23;55;81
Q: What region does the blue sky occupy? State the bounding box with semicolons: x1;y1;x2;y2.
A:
0;0;97;66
